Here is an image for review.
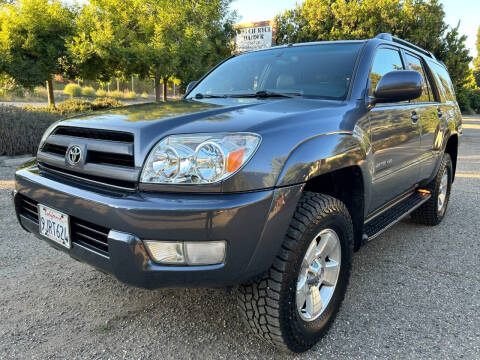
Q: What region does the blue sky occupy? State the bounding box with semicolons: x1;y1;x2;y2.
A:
231;0;479;58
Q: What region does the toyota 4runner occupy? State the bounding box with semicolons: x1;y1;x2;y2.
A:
13;33;462;352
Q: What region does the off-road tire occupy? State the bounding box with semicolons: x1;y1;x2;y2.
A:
236;192;354;353
411;153;453;226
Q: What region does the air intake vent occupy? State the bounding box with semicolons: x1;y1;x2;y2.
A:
16;194;110;257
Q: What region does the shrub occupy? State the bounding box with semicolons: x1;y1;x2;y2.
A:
92;97;123;110
33;86;47;98
469;88;480;113
108;90;124;99
63;83;82;98
1;98;125;156
96;88;107;97
141;92;149;99
56;99;93;114
81;86;96;97
0;105;61;156
458;87;480;114
124;91;137;99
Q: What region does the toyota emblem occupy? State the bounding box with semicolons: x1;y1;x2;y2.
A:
66;145;83;166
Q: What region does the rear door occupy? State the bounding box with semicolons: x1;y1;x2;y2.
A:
403;52;440;182
423;59;462;183
368;46;422;213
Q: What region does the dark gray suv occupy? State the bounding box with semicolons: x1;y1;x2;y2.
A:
13;33;461;352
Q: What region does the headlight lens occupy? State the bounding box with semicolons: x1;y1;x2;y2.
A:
141;133;261;184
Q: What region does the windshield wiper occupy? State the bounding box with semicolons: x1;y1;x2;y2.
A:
230;90;302;98
194;93;227;99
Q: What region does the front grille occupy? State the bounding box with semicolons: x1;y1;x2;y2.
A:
17;194;110;257
53;126;134;143
38;126;137;191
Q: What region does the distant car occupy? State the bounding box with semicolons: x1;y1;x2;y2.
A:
13;33;461;352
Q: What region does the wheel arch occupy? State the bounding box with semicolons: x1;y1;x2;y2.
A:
444;133;458;182
303;166;365;251
275;133;371;251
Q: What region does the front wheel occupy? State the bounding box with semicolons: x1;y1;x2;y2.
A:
236;193;353;352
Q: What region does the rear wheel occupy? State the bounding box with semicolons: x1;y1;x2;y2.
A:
236;192;353;352
411;153;452;226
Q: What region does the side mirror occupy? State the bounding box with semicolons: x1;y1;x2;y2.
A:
372;70;423;104
186;81;198;94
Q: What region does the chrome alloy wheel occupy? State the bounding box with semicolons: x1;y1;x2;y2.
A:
296;229;341;322
438;169;449;212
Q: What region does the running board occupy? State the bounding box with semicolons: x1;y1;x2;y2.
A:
363;190;431;241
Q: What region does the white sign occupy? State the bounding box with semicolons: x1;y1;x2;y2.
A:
235;25;273;52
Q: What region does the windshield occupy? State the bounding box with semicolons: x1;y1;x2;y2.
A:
188;43;363;100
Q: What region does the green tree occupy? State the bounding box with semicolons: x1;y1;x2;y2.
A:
0;0;75;106
140;0;235;101
275;0;471;95
474;26;480;87
69;0;235;102
68;0;145;90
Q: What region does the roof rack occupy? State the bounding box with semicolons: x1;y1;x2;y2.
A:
375;33;436;60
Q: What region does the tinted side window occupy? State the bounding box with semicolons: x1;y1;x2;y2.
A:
405;53;431;102
427;60;456;102
369;48;404;95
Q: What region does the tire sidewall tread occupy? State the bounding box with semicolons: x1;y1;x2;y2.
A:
236;192;354;353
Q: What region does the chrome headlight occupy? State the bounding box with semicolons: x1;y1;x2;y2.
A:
140;133;261;184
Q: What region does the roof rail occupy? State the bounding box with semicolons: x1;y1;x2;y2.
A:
375;33;436;60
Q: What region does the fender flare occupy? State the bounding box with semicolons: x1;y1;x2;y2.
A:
275;132;372;193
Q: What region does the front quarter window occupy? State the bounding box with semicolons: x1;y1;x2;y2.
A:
188;43;363;100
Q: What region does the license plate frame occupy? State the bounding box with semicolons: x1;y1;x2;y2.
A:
38;204;71;249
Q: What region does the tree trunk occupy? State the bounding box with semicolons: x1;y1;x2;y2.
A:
116;78;120;91
46;79;55;108
154;75;161;102
162;78;168;102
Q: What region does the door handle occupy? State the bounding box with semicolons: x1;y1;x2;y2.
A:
411;111;419;123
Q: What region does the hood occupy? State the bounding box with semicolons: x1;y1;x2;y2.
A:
60;98;358;162
49;98;365;192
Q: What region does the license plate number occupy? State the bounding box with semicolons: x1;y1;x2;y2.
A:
38;204;71;249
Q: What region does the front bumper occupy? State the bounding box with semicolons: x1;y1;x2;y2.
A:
14;162;303;289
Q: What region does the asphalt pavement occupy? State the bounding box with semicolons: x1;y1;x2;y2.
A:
0;116;479;359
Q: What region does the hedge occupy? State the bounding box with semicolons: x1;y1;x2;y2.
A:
0;98;124;156
0;105;61;156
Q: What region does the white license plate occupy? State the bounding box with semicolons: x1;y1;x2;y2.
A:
38;204;71;249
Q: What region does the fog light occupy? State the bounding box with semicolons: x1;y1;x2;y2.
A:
144;241;185;264
144;240;226;266
185;241;226;265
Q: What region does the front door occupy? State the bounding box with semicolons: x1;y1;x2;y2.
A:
368;47;421;213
